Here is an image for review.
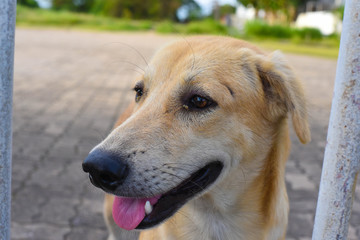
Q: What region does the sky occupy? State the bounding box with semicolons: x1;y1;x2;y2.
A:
194;0;238;15
36;0;51;8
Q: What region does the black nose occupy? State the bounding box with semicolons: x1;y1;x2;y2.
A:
82;149;129;192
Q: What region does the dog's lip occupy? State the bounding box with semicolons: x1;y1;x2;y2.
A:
135;161;223;229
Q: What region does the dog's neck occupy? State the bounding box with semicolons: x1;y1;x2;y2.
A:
140;119;290;240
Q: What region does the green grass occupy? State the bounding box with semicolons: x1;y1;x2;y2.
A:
244;20;323;41
253;40;339;59
16;5;153;31
242;20;339;58
16;6;340;59
155;19;228;35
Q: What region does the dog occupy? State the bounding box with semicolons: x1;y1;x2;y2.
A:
82;36;310;240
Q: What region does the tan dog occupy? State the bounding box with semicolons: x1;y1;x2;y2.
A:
83;36;310;240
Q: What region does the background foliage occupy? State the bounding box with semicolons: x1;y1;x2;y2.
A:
46;0;200;20
16;0;342;58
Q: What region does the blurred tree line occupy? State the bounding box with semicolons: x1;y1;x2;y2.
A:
18;0;39;8
17;0;337;23
237;0;315;21
48;0;200;20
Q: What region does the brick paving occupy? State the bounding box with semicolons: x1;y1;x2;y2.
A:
11;28;359;240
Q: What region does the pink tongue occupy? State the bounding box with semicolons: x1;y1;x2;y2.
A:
112;195;160;230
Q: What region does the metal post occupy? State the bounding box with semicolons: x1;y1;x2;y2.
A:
312;0;360;240
0;0;16;239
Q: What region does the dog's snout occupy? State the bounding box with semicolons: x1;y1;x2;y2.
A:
82;150;129;192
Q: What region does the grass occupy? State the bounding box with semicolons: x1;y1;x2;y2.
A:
16;5;153;31
242;20;339;58
252;40;339;59
244;20;323;41
16;6;340;59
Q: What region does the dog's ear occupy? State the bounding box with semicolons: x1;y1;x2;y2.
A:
256;51;311;144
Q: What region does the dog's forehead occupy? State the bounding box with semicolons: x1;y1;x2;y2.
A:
144;41;198;82
149;37;232;69
144;37;263;84
145;38;231;81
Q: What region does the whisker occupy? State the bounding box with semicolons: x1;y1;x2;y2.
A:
163;163;249;191
91;128;107;142
170;28;196;72
99;41;149;67
182;36;196;72
160;170;205;194
121;67;145;76
108;60;146;73
160;168;224;195
151;181;168;196
148;185;159;197
163;162;203;168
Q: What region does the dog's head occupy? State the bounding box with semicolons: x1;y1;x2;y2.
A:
82;36;310;231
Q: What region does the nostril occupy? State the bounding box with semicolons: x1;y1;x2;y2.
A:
83;149;129;192
88;174;101;188
100;173;117;185
98;173;121;191
98;163;128;190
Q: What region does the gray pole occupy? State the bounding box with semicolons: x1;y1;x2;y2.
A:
312;0;360;239
0;0;16;239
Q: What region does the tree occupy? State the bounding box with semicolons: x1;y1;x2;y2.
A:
237;0;313;21
237;0;260;10
219;4;236;17
177;0;202;21
92;0;184;20
18;0;39;8
52;0;95;12
51;0;199;20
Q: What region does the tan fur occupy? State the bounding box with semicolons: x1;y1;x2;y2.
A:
96;36;310;240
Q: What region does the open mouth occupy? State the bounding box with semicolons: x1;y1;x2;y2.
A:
112;161;223;230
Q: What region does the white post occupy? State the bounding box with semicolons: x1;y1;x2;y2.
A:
0;0;16;239
312;0;360;240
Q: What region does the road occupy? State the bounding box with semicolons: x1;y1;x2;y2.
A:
11;28;360;240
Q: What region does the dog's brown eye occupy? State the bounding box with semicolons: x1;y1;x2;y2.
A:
133;81;145;103
190;95;210;109
134;87;143;102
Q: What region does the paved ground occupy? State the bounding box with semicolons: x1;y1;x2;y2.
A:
11;28;359;240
